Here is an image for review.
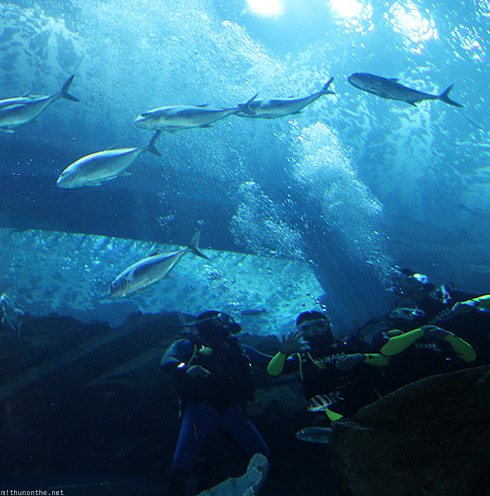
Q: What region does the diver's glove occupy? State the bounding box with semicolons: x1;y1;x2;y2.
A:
335;353;366;371
280;330;310;356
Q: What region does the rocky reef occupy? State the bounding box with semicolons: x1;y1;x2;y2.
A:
331;364;490;496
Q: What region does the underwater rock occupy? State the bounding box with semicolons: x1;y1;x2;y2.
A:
331;365;490;496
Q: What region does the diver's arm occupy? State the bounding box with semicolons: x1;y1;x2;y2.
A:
242;344;273;367
444;333;476;362
267;331;307;376
379;328;425;357
452;294;490;314
160;339;194;372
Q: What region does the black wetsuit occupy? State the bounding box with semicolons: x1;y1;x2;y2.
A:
283;336;386;417
404;289;490;365
372;330;470;392
161;335;269;474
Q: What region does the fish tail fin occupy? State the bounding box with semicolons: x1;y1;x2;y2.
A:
439;85;463;108
322;77;335;95
147;130;162;156
237;93;258;116
188;230;210;260
60;75;80;102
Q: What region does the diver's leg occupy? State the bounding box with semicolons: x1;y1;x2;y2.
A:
171;401;220;472
221;403;269;457
167;401;221;495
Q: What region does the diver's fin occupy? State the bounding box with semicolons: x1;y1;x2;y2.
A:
60;75;80;102
188;230;210;260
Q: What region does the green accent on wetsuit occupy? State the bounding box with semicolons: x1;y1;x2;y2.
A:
444;333;476;363
380;328;425;357
267;351;287;376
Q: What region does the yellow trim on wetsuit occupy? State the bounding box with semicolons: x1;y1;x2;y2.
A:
267;351;287;376
363;353;390;366
444;333;476;363
380;328;425;357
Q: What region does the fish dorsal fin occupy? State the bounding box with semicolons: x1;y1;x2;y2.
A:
388;78;398;82
195;104;209;108
21;90;32;97
146;243;160;257
104;144;118;150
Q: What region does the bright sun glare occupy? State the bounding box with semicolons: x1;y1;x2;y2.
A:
329;0;363;18
246;0;284;18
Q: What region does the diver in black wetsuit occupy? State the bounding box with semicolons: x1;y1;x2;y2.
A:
267;310;389;423
388;268;490;365
371;324;476;392
160;311;269;496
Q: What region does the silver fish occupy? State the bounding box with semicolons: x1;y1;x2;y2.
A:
295;426;332;444
236;78;334;118
56;131;162;188
1;293;23;339
347;72;463;107
0;75;80;133
109;230;209;298
134;94;257;132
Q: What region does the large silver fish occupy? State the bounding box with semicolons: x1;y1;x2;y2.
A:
1;293;23;339
134;94;257;132
109;231;209;298
236;78;334;119
347;72;463;107
56;131;162;188
0;75;80;133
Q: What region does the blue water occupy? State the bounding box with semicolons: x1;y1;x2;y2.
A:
1;0;490;326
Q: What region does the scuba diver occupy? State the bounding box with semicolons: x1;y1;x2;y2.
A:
160;310;269;496
371;324;476;391
386;268;490;365
267;310;389;423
